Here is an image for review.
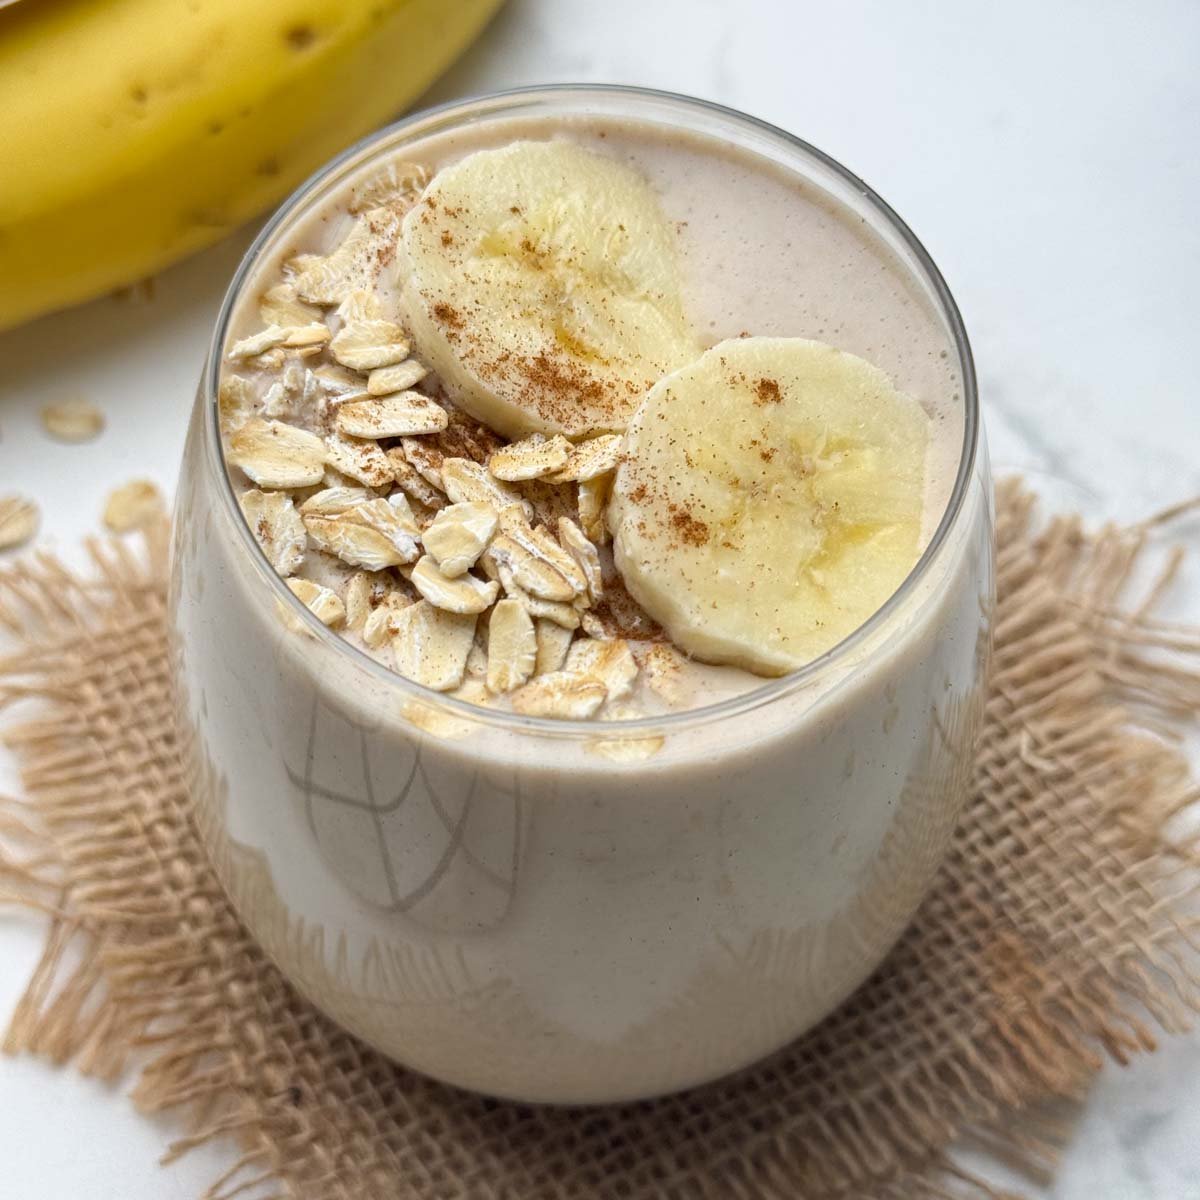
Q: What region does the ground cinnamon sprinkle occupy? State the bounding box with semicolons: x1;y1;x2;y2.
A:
432;302;462;329
477;348;618;430
588;574;667;642
519;478;579;528
365;212;399;270
523;351;606;405
754;377;782;405
428;400;505;464
669;505;710;546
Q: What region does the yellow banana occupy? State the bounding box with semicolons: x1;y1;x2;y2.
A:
610;337;930;675
0;0;503;330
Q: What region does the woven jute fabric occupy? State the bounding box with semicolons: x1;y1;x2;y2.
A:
1;481;1198;1200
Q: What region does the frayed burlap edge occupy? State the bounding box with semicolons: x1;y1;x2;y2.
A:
0;480;1198;1200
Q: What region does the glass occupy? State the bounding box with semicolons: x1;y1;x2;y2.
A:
171;85;993;1104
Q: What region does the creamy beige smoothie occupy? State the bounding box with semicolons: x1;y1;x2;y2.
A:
172;89;992;1103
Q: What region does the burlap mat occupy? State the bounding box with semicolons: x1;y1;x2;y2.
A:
2;480;1198;1200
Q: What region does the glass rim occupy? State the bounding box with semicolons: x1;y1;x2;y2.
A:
201;83;980;739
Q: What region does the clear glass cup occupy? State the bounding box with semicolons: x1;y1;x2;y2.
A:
171;85;993;1105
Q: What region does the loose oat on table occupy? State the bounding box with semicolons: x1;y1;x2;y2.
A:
103;480;164;533
41;398;105;442
0;495;39;551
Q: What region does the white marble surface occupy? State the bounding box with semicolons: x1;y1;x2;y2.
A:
1;1;1198;1196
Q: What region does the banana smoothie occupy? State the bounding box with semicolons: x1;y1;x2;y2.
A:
175;91;991;1103
217;121;963;714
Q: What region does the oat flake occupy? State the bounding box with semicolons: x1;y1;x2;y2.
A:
287;578;346;627
510;672;607;719
42;399;105;442
0;495;39;550
103;480;165;533
486;599;537;693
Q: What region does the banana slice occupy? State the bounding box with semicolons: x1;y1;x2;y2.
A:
401;141;697;440
610;337;930;676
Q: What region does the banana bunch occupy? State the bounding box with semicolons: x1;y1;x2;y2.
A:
401;140;930;674
0;0;503;331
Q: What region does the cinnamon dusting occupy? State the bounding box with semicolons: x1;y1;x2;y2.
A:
427;399;505;465
753;377;782;405
432;302;462;330
588;575;667;642
668;505;710;547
